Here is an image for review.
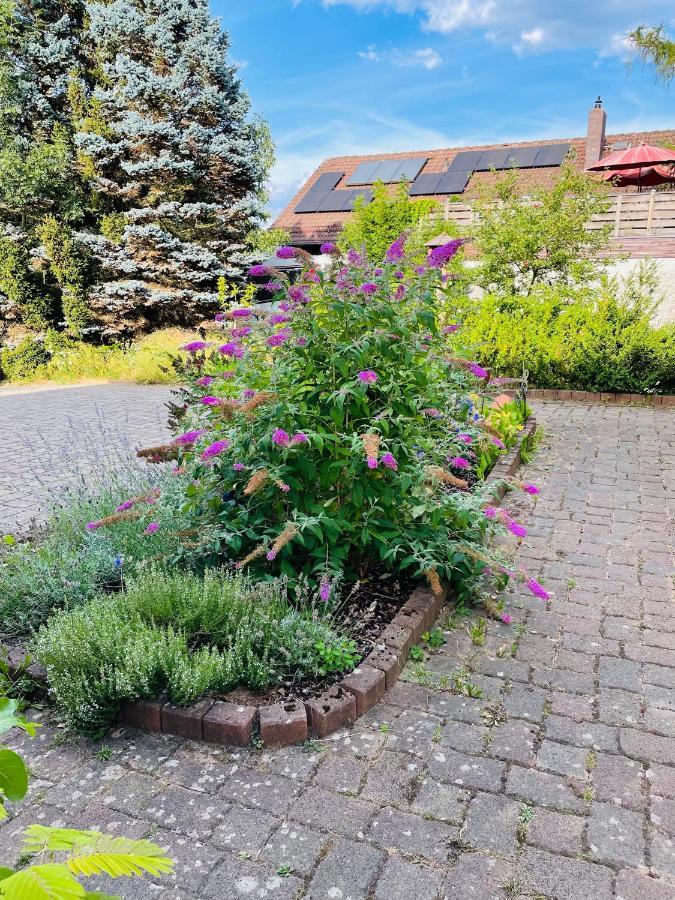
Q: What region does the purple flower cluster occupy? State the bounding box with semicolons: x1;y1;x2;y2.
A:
360;282;378;295
442;324;460;335
385;234;407;262
196;375;213;387
201;439;231;461
181;340;210;353
219;343;244;359
449;456;470;470
427;239;463;268
248;264;270;277
174;429;206;446
276;246;296;259
267;328;291;347
269;313;291;325
526;578;550;600
381;452;398;471
320;242;336;254
231;307;253;318
468;362;488;379
358;370;378;384
200;396;221;406
231;326;252;339
144;522;160;535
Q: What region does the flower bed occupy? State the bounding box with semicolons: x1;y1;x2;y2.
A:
2;236;551;743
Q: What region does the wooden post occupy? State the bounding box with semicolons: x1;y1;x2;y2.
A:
613;194;622;237
647;190;656;234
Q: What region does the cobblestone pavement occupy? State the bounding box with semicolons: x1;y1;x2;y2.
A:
0;383;172;534
2;400;674;899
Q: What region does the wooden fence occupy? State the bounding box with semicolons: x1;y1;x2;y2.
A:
432;190;675;238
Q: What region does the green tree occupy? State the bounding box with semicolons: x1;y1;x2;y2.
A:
36;215;90;335
629;25;675;83
338;181;442;263
472;161;611;296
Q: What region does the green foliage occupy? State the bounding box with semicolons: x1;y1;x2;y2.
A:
34;569;352;733
472;161;611;294
249;227;291;257
314;639;359;676
36;216;90;335
338;181;443;263
98;213;126;245
0;697;38;820
171;235;507;599
421;627;445;649
0;234;51;329
0;458;191;637
458;268;675;394
629;25;675;82
0;336;49;380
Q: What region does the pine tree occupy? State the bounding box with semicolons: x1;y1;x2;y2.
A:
75;0;270;337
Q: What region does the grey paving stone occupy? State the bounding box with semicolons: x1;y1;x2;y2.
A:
99;771;163;817
313;751;368;794
443;853;514;900
288;785;376;837
150;827;224;892
305;837;385;899
260;822;328;876
373;856;444;900
651;795;675;836
426;692;489;724
203;852;303;898
517;847;614;900
426;746;505;792
650;829;675;876
587;802;645;867
615;868;675;900
620;728;675;765
598;656;642;692
502;683;548;721
488;721;538;765
537;739;589;778
463;792;521;855
598;688;642;726
262;745;325;782
545;716;619;752
506;766;585;813
211;806;280;853
360;749;423;805
647;763;675;799
142;784;228;839
411;777;469;824
368;805;457;863
591;753;645;810
218;771;302;817
525;807;585;854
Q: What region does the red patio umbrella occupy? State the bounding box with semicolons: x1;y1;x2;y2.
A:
601;164;675;188
587;143;675;191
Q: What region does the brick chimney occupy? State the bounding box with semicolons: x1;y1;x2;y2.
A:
585;96;607;168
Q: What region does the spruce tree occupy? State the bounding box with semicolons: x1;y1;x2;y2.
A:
75;0;270;337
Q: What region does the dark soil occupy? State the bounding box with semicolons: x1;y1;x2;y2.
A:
215;568;419;707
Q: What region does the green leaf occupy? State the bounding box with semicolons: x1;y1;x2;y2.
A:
0;749;28;802
0;868;13;882
0;864;85;899
0;699;39;737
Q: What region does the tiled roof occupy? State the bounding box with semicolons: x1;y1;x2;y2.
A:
273;129;675;245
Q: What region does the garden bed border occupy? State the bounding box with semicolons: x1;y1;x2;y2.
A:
513;389;674;407
3;418;538;748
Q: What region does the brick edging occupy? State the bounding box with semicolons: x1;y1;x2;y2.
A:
4;420;537;749
523;389;674;407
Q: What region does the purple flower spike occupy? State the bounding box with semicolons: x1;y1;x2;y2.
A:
484;507;498;519
526;578;550;601
233;462;245;471
457;433;473;444
267;328;291;347
276;246;296;259
319;578;331;601
231;307;253;318
248;264;270;277
491;437;506;450
385;234;407;262
116;500;134;512
442;324;460;334
360;282;378;295
267;549;278;561
196;375;213;387
219;342;244;359
174;429;206;445
296;337;308;347
272;428;290;447
468;362;488;379
86;522;100;531
367;458;378;469
200;396;221;406
428;239;463;268
500;613;513;624
381;452;398;471
291;432;309;444
320;242;336;254
358;370;378;384
269;313;291;325
523;483;540;495
201;439;231;460
215;312;226;322
144;522;160;535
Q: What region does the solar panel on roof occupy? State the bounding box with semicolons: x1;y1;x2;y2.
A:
435;170;471;194
294;191;329;213
448;150;483;171
391;157;428;182
533;143;571;167
342;188;374;210
408;173;443;196
311;171;344;192
370;159;402;183
346;161;382;185
317;191;350;213
504;146;540;168
474;149;511;171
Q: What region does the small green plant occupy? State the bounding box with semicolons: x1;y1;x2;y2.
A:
314;638;359;676
95;745;112;761
431;725;442;744
421;628;446;650
237;851;253;860
409;645;425;661
378;723;390;733
516;804;534;843
451;670;484;699
301;739;326;753
276;864;293;877
468;618;487;647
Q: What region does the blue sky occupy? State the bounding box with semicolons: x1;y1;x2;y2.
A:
213;1;674;218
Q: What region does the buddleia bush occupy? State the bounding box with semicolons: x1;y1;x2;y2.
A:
130;235;545;605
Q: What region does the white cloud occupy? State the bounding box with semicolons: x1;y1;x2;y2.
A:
323;0;670;54
358;44;443;68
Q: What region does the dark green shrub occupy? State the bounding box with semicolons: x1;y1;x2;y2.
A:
0;336;49;381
